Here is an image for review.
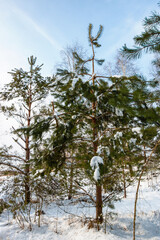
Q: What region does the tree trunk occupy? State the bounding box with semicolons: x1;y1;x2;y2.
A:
24;79;32;204
133;142;160;240
133;170;142;240
96;184;103;223
90;37;103;224
25;137;30;204
122;161;127;198
24;174;30;204
68;158;74;200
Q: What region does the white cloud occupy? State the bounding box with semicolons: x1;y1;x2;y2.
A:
11;5;62;51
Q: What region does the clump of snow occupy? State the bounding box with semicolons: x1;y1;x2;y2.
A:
90;156;103;169
112;75;121;78
132;127;141;134
132;127;142;138
105;147;110;156
94;168;100;181
129;138;137;145
97;146;102;155
115;108;123;117
35;169;44;175
50;171;54;177
90;156;103;181
114;131;123;140
97;146;110;156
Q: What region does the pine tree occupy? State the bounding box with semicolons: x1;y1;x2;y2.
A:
121;1;160;176
0;56;51;204
48;24;153;224
121;4;160;237
104;52;139;198
122;2;160;58
28;24;158;226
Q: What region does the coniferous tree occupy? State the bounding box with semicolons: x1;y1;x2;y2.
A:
104;52;139;198
0;56;51;204
121;1;160;171
58;44;87;200
44;24;153;224
121;4;160;238
122;2;160;58
29;24;158;226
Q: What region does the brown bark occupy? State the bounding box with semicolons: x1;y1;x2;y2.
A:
133;145;146;240
90;35;103;224
68;158;74;200
96;184;103;223
24;71;32;204
133;142;160;240
92;122;103;223
122;161;127;198
133;169;142;240
25;137;30;204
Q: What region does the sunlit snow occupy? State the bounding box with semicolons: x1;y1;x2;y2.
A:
90;156;103;181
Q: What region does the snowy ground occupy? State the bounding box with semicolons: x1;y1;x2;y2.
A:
0;176;160;240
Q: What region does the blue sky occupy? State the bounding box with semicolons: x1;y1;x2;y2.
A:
0;0;158;86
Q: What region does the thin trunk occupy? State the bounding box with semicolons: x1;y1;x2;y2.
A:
122;160;127;198
133;145;146;240
93;125;103;223
90;38;103;224
133;169;143;240
24;72;32;204
133;142;160;240
96;184;103;224
25;112;31;204
68;158;74;200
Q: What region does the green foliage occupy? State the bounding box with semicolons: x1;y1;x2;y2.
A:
31;117;53;140
88;23;103;47
122;3;160;58
42;23;160;199
0;56;52;118
95;59;105;65
0;56;54;205
0;200;9;214
1;21;159;223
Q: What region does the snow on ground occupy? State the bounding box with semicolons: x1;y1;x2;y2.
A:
0;176;160;240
